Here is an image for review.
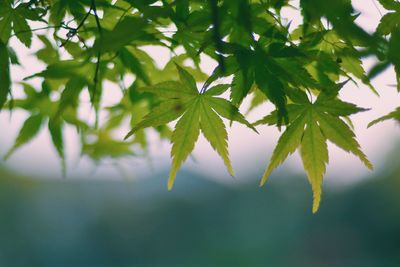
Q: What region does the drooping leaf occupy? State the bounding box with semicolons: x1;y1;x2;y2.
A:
205;96;258;133
124;99;188;139
5;114;43;160
0;4;12;43
57;77;87;116
260;110;308;186
0;41;10;110
120;48;151;85
49;118;66;176
260;93;372;212
168;98;201;190
199;97;234;176
315;111;373;170
230;70;254;106
368;107;400;127
300;110;329;213
36;35;60;64
13;14;32;47
315;98;369;117
254;49;288;125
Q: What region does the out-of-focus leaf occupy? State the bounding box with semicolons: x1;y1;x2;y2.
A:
377;12;400;35
94;16;155;52
0;41;10;110
49;119;66;175
0;3;12;43
12;14;32;47
5;114;43;160
378;0;400;10
57;77;87;116
120;48;150;85
36;35;60;64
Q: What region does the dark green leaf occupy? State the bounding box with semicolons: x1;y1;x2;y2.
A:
0;41;10;110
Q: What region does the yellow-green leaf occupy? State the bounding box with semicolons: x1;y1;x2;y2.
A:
175;64;198;94
138;81;197;99
168;99;201;190
125;99;187;140
260;110;307;186
316;111;373;170
205;96;258;133
300;110;329;213
200;97;234;176
204;84;230;96
368;107;400;127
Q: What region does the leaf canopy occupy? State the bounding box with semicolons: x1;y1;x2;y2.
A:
1;0;399;212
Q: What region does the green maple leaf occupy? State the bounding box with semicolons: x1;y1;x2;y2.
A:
4;113;44;160
168;97;202;189
378;0;400;11
125;65;255;189
300;110;329;213
0;41;10;110
377;12;400;35
368;107;400;127
49;118;66;176
260;108;308;186
259;94;371;213
0;2;12;43
12;12;32;47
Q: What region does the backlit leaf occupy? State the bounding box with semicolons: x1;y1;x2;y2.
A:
260;110;307;186
168;98;201;190
300;110;329;213
316;111;373;170
200;97;234;176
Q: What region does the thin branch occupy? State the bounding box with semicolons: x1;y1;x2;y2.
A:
91;0;103;128
11;25;69;37
59;5;94;47
371;0;383;17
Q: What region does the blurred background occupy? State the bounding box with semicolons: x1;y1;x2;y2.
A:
1;0;400;266
0;146;399;267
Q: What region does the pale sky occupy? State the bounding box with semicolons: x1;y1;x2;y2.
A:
0;0;399;187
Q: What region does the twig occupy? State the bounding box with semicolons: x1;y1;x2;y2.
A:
91;0;103;128
11;25;69;37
